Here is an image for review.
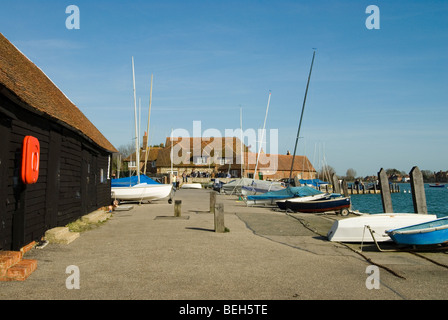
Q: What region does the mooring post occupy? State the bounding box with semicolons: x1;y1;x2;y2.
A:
410;166;427;214
210;191;216;214
341;179;349;197
214;203;225;233
378;168;393;213
331;173;340;194
174;200;182;217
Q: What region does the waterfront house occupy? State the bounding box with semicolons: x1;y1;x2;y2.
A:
123;133;162;176
0;33;117;251
242;152;317;181
155;136;249;178
152;136;316;181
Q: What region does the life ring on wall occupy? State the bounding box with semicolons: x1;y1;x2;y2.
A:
21;136;40;184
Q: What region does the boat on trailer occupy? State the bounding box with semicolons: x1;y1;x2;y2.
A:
386;216;448;246
327;213;438;243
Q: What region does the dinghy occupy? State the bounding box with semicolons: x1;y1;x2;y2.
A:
327;213;438;243
386;216;448;246
241;181;285;196
181;183;202;189
276;193;330;210
283;196;350;214
245;185;324;206
112;183;173;202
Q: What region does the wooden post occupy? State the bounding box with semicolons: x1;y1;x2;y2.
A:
378;168;393;213
410;166;427;214
174;200;182;217
210;191;216;214
331;174;340;194
214;203;225;233
341;179;348;197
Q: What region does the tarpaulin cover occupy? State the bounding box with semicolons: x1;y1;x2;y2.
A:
111;175;160;187
247;185;323;200
299;179;328;187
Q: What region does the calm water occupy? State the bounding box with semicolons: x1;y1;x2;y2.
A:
350;183;448;218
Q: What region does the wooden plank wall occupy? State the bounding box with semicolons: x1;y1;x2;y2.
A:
0;93;112;250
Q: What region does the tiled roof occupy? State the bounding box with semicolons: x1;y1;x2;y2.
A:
0;33;117;153
155;136;315;172
157;137;248;167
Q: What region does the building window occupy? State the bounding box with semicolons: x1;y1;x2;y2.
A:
195;157;208;165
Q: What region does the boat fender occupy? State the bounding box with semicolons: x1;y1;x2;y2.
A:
21;136;40;184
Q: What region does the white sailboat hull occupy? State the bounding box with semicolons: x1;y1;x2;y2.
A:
327;213;438;243
112;184;173;201
181;183;202;189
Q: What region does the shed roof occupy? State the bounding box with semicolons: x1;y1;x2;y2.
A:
0;33;117;153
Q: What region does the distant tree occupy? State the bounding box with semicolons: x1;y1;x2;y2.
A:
386;168;401;176
346;168;356;181
421;170;435;182
118;142;135;158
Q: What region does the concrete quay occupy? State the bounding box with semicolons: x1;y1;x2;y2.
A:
0;189;447;300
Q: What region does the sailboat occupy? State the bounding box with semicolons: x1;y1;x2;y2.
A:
244;50;320;205
111;59;173;204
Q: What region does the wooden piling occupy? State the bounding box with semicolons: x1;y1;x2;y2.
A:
410;166;428;214
331;174;341;194
214;203;225;233
378;168;393;213
210;191;216;214
174;200;182;217
341;179;348;197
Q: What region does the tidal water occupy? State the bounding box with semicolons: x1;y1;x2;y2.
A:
350;183;448;218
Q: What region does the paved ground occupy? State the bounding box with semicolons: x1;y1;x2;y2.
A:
1;189;447;301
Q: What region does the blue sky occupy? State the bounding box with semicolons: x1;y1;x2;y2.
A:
1;0;447;177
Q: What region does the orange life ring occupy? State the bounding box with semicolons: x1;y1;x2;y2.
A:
21;136;40;184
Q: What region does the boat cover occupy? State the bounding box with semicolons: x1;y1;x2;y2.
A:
111;175;160;187
247;186;323;200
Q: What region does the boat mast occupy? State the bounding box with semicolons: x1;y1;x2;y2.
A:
170;128;174;177
240;106;243;178
143;74;154;175
253;90;271;180
132;57;140;184
288;50;316;186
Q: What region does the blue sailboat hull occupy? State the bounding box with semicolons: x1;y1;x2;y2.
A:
284;196;351;213
386;217;448;245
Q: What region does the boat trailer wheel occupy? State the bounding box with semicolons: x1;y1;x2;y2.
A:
339;208;349;216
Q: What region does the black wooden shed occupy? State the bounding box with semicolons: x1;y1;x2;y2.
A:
0;33;118;251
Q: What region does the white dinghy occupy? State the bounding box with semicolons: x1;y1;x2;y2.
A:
112;183;173;203
181;183;202;189
327;213;438;243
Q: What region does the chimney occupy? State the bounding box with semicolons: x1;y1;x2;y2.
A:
142;132;148;150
